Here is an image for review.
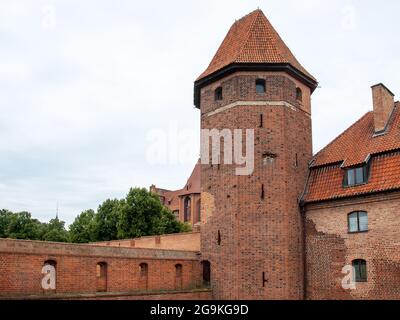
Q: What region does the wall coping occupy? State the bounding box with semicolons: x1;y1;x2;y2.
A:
90;231;201;244
0;288;211;300
0;238;200;260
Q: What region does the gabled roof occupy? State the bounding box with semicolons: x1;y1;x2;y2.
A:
303;102;400;203
311;102;400;168
196;9;316;82
303;151;400;203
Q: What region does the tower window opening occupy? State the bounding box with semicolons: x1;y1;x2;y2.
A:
259;114;264;128
256;79;266;94
215;87;223;101
217;230;221;245
261;184;265;200
296;87;303;101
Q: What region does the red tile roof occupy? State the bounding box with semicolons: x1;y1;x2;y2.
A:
304;102;400;203
197;9;315;82
304;151;400;203
311;103;400;168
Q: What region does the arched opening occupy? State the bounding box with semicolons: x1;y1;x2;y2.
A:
175;264;183;289
139;263;149;290
201;260;211;287
214;87;223;101
184;196;191;223
96;262;107;292
256;79;266;94
43;260;57;292
296;87;303;101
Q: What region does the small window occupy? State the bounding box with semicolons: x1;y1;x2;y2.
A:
348;211;368;233
256;79;266;94
345;166;368;187
175;264;182;278
96;262;107;278
139;263;148;277
352;259;367;282
215;87;223;101
44;260;57;267
296;87;303;101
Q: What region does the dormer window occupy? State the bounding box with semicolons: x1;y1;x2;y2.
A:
256;79;266;94
344;166;368;187
215;87;223;101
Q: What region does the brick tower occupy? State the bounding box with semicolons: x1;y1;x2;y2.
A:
195;9;318;300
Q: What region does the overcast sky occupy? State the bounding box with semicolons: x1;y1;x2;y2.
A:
1;0;399;225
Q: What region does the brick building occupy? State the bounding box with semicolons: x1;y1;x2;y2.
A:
150;160;201;228
1;9;399;300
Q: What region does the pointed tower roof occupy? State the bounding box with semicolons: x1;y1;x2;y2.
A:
194;9;317;108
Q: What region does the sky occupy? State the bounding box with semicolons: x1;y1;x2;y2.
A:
1;0;399;225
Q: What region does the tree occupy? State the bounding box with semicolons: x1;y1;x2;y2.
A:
69;209;96;243
6;211;44;240
42;217;69;242
158;207;192;235
116;188;191;239
0;209;13;238
93;199;120;241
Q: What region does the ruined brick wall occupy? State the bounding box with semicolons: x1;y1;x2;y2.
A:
90;232;200;252
200;72;313;300
0;239;203;297
305;191;400;300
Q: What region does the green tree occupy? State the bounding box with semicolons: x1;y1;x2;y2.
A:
6;211;44;240
0;209;13;238
42;217;69;242
93;199;120;241
158;207;192;235
116;188;191;239
69;209;96;243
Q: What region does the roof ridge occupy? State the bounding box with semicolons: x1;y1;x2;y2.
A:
311;111;372;167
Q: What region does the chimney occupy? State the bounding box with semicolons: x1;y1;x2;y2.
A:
371;83;395;133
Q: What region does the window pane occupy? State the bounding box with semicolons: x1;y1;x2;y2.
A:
355;167;365;184
349;213;359;232
360;261;367;281
359;212;368;231
353;260;367;282
347;170;355;186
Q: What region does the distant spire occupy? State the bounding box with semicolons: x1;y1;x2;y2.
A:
56;201;59;219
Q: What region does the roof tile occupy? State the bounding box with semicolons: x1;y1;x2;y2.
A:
197;9;315;82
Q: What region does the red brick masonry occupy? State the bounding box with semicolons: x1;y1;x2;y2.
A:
0;238;205;298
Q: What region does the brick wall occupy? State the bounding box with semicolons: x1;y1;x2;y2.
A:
200;71;312;300
2;289;211;300
0;239;204;297
90;232;200;252
305;191;400;300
